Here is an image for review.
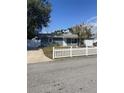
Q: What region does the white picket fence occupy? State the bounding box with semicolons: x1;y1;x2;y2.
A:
53;47;97;59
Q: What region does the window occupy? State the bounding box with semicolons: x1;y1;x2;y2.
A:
72;39;77;43
67;39;71;43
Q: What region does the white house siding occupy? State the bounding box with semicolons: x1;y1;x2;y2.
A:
54;40;63;45
84;40;94;47
63;38;67;46
53;38;63;46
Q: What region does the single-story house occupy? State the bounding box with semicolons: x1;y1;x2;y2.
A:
38;32;96;47
38;32;79;47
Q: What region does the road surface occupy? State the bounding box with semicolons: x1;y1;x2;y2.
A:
27;55;97;93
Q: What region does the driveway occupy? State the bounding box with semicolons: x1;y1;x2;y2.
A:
27;55;97;93
27;49;52;64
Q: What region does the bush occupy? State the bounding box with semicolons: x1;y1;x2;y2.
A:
42;47;53;59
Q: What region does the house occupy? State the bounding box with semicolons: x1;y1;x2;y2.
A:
27;38;41;49
38;32;96;47
38;32;79;47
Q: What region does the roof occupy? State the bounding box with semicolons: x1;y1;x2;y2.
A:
38;32;78;38
54;33;78;38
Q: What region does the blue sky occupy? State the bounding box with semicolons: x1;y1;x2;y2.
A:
42;0;97;33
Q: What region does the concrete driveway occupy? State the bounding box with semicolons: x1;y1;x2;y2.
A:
27;49;52;64
27;55;97;93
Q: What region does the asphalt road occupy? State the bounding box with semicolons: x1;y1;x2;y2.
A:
27;55;97;93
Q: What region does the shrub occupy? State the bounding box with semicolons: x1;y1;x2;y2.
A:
42;47;53;59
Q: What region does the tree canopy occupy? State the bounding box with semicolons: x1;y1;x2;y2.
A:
27;0;51;39
68;24;93;46
51;29;67;36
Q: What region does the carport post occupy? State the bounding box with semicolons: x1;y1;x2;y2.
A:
53;47;55;59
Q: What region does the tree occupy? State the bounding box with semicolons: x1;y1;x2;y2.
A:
27;0;51;39
68;24;93;46
52;29;66;36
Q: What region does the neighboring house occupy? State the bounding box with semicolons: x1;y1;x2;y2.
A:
38;32;96;47
27;38;41;49
84;39;97;47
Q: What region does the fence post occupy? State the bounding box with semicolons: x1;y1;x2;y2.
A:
70;46;72;57
53;47;55;59
86;46;88;56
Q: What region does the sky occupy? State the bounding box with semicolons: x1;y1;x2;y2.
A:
42;0;97;33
